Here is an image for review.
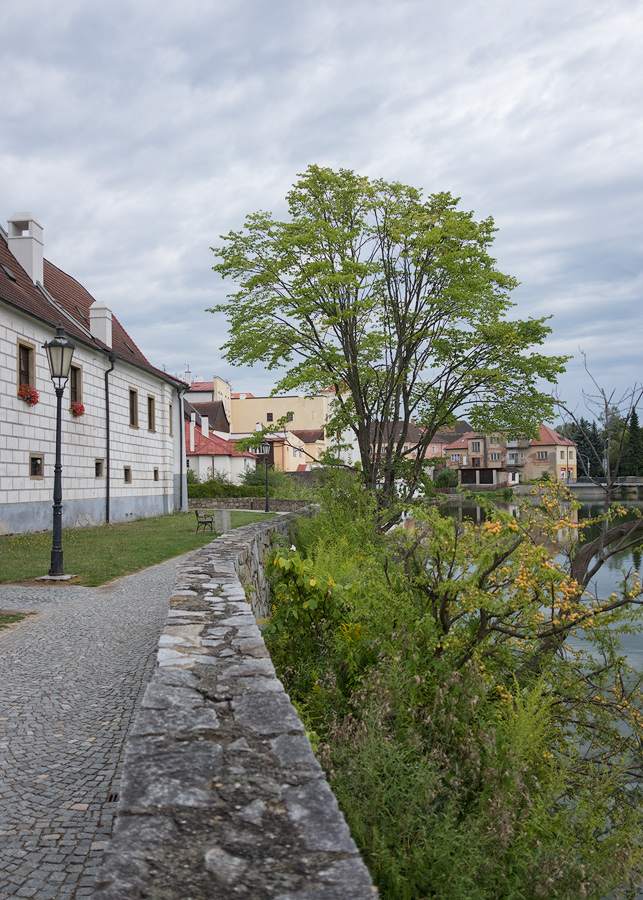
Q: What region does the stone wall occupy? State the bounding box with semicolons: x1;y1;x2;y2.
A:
93;512;375;899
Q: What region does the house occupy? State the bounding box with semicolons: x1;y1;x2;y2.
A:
229;387;359;465
443;425;577;485
184;406;256;483
0;212;187;535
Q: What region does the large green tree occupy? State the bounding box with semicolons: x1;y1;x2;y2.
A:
211;165;567;509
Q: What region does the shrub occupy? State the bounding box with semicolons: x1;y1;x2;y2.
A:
434;466;458;488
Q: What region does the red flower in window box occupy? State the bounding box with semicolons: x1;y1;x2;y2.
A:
70;401;85;418
18;384;39;406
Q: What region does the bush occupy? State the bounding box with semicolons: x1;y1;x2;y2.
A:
434;466;459;488
263;481;643;899
241;464;292;491
187;481;269;499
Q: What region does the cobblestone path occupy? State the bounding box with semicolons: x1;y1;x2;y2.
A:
0;559;178;899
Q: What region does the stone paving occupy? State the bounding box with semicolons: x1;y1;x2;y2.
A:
0;559;177;900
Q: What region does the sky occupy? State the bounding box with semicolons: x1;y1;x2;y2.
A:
1;0;642;422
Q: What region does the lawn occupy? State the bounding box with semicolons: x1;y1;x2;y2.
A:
0;510;277;586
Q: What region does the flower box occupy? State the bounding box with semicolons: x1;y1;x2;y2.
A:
18;384;39;406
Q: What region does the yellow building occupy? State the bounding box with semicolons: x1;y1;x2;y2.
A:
230;391;331;436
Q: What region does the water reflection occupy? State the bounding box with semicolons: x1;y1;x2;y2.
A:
436;498;643;667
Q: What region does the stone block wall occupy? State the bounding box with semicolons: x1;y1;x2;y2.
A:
93;511;375;899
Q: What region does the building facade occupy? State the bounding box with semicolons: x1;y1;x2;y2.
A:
443;425;577;486
0;212;187;535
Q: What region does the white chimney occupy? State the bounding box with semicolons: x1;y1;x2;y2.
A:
89;301;113;348
7;213;44;284
201;416;209;437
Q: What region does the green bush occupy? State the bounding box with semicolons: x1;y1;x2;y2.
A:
263;480;643;899
187;481;269;499
434;466;458;488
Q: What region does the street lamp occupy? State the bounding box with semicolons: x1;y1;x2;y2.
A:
259;441;271;513
43;324;75;576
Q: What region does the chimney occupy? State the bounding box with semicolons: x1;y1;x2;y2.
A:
89;301;113;347
7;213;44;284
201;416;209;437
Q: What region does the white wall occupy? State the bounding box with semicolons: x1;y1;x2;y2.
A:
0;306;184;534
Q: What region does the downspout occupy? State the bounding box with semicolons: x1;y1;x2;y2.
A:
178;388;187;510
104;351;117;523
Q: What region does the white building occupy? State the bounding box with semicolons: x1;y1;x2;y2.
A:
185;411;256;483
0;212;188;535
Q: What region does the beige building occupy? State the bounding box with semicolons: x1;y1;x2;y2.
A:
231;392;331;436
444;425;577;485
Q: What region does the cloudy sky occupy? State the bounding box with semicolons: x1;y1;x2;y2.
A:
2;0;641;420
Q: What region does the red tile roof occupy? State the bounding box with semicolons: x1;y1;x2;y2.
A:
184;421;255;458
530;424;576;447
0;228;185;389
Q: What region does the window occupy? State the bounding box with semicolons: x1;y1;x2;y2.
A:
153;468;159;482
451;454;460;462
472;457;480;467
286;412;294;422
29;453;44;479
266;412;273;422
95;459;104;478
490;452;500;461
432;445;436;453
129;389;138;428
17;341;35;389
472;441;481;452
568;450;574;460
560;450;565;460
69;365;82;404
124;466;132;484
147;396;156;432
537;451;548;460
169;402;173;436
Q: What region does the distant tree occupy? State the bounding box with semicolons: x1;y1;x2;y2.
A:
625;409;643;477
211;165;567;516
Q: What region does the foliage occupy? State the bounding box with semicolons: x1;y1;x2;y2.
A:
187;480;270;498
211;164;567;514
186;467;200;484
264;477;643;899
241;463;292;491
626;409;643;477
433;466;458;488
0;511;275;586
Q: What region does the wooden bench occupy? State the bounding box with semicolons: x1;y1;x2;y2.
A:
195;509;215;532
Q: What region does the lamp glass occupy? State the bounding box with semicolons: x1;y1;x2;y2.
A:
44;326;75;389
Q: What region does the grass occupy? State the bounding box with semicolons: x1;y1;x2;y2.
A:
0;611;29;629
0;510;277;587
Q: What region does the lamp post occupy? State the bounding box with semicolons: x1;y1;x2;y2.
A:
259;441;271;512
43;324;75;576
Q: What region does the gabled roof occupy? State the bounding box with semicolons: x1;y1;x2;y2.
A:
530;424;576;447
370;422;426;444
443;431;476;452
0;226;185;390
191;401;230;431
184;421;255;459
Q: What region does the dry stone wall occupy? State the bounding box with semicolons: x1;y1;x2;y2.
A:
93;512;375;900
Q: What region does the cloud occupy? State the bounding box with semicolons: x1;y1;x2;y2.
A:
1;0;641;416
